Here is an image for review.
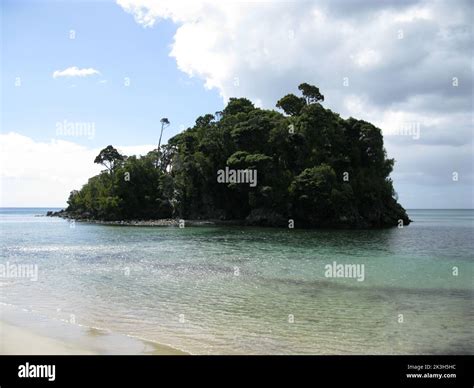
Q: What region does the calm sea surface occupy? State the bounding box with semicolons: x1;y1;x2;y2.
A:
0;208;472;354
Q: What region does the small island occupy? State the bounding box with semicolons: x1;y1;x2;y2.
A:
53;83;411;228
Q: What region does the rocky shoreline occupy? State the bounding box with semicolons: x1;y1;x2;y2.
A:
46;209;410;228
46;210;242;227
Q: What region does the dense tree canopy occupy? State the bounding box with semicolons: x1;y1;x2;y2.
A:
298;82;324;104
93;145;124;172
276;94;306;116
65;83;410;228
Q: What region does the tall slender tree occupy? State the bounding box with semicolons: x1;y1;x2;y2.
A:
158;118;170;150
156;118;170;168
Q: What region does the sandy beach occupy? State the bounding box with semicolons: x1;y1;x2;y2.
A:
0;320;95;355
0;305;186;355
0;319;186;355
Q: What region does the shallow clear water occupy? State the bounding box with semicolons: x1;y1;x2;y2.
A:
0;208;472;354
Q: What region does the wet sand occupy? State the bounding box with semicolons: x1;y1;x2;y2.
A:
0;320;95;355
0;305;187;355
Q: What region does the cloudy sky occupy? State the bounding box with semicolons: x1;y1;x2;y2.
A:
1;0;472;208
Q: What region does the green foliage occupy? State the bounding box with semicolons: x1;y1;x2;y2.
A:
298;82;324;104
276;94;306;116
93;145;124;172
223;98;255;116
67;150;172;220
276;83;324;116
66;83;410;227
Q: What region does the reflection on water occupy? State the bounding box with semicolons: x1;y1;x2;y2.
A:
0;208;472;354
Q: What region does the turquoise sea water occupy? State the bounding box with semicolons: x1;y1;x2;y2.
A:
0;208;472;354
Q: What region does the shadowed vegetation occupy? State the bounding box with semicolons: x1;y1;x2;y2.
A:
65;83;410;228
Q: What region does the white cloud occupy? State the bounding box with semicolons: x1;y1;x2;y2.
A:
393;6;432;22
0;132;154;207
351;49;381;68
52;66;101;79
116;0;471;106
